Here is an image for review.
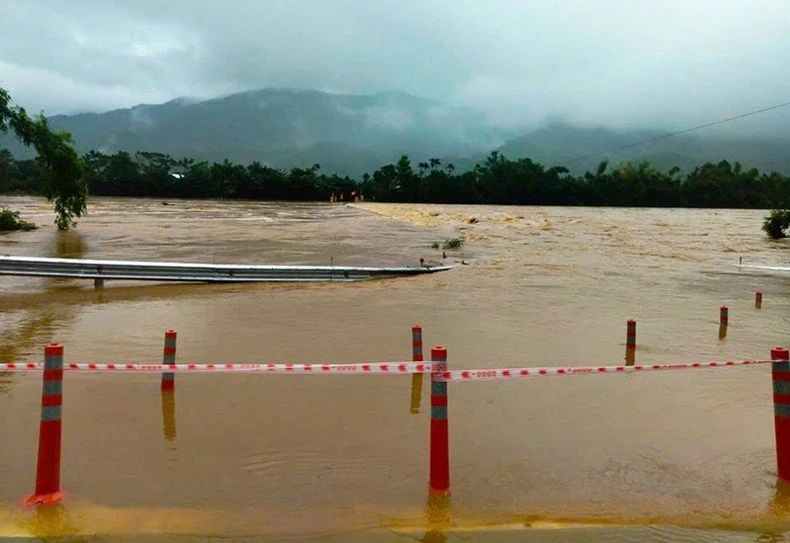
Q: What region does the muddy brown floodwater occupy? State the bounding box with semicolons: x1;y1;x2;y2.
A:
1;196;790;542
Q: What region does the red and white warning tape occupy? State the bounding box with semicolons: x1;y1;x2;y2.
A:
0;359;773;379
0;361;439;374
436;359;773;382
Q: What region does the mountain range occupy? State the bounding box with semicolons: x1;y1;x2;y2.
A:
3;88;790;177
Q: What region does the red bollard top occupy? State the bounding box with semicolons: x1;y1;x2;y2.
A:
772;347;790;361
431;346;447;360
165;330;177;338
412;325;422;333
45;344;64;356
627;319;636;325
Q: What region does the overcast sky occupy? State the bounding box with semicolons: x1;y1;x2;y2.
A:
2;0;790;133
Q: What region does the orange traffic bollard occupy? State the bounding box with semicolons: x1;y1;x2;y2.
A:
625;319;636;366
25;344;65;506
161;330;177;390
410;326;424;414
772;347;790;481
429;346;450;495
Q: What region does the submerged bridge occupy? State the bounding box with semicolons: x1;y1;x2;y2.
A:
0;255;450;285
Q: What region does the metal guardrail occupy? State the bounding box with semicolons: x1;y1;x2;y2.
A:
0;255;452;283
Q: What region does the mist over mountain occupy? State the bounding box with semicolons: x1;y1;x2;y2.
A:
494;122;790;176
1;88;520;177
3;88;790;178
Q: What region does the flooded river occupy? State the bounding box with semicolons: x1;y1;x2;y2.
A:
1;196;790;541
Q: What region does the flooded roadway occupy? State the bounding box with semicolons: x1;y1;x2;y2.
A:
1;196;790;541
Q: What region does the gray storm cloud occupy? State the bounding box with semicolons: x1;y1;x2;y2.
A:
2;0;789;134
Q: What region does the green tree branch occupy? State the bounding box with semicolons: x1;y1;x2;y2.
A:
0;88;87;230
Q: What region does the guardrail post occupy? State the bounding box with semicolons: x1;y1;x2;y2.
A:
772;347;790;481
410;325;424;414
161;330;177;390
429;346;450;495
25;344;65;506
625;319;636;366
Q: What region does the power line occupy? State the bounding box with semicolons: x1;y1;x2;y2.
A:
553;99;790;167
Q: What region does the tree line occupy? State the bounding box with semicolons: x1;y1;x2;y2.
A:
3;148;790;210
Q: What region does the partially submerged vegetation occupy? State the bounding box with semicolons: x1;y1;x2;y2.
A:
763;209;790;239
441;237;464;251
0;208;36;231
431;238;465;251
